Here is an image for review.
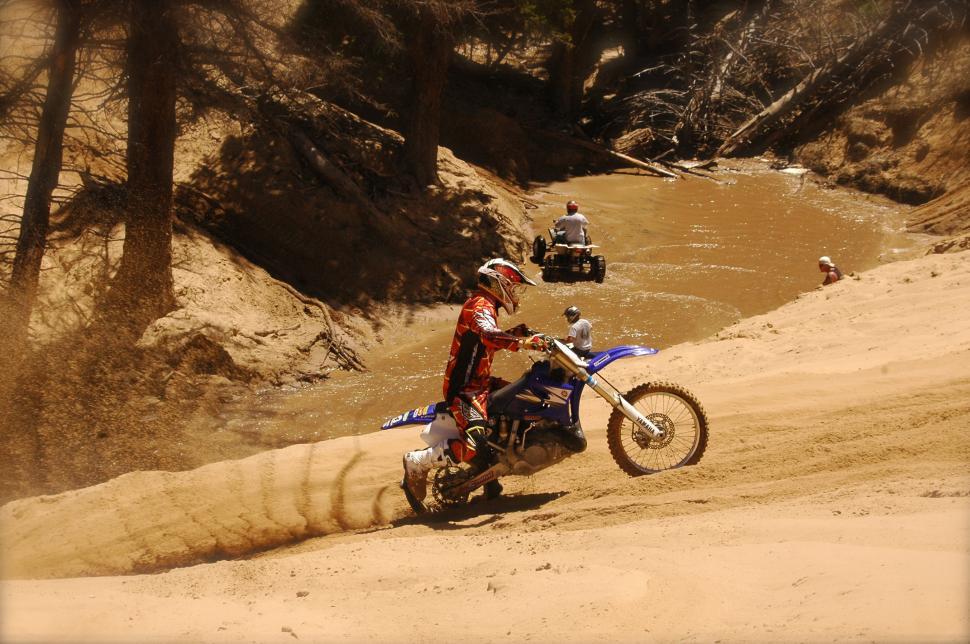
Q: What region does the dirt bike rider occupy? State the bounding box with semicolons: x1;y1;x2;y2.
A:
555;200;590;245
401;258;545;506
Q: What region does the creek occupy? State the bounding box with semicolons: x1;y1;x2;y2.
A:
212;161;920;449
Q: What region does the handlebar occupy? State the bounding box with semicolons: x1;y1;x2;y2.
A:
520;333;554;352
523;334;577;359
507;323;536;338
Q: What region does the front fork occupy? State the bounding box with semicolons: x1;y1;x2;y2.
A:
626;398;666;438
554;351;666;440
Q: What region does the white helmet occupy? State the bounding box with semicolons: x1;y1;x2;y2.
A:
478;258;536;314
818;256;833;266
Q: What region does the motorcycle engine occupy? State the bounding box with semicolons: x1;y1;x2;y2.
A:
511;439;568;475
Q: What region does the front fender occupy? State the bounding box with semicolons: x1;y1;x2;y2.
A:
585;345;658;374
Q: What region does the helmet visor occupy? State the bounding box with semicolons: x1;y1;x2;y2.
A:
506;281;523;308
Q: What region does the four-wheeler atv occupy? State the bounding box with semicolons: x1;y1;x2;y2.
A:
529;228;606;283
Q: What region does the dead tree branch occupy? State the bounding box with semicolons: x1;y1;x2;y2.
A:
717;2;962;157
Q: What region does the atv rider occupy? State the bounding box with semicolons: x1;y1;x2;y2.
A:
401;258;545;506
555;200;590;245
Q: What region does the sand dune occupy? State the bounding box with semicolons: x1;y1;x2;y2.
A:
2;250;969;642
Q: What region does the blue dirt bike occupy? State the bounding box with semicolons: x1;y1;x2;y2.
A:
382;336;709;515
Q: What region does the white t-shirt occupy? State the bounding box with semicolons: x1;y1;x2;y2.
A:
555;213;589;244
568;319;592;351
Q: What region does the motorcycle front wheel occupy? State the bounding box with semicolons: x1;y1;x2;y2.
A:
606;381;709;476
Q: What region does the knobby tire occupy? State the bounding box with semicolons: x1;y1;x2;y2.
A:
606;381;709;476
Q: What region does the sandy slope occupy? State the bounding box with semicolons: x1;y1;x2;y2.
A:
2;251;969;642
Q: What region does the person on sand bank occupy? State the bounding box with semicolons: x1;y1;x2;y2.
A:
401;258;546;506
563;306;593;359
819;255;844;285
555;200;590;245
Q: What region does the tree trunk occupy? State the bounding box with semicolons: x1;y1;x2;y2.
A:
0;0;81;494
636;0;692;59
544;130;680;178
710;2;772;103
548;40;574;116
548;0;597;117
104;0;178;332
2;0;81;372
401;8;453;188
621;0;642;57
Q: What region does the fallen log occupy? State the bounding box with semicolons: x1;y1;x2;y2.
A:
717;17;886;157
608;148;681;179
547;130;680;178
676;159;718;171
189;82;402;240
668;159;720;181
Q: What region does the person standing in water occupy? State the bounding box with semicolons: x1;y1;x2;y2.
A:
818;256;843;285
563;306;593;359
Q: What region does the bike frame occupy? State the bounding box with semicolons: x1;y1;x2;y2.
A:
543;339;667;440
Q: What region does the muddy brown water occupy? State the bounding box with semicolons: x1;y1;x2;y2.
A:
213;162;921;450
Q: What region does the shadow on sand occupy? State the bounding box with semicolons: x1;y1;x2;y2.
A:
393;490;568;530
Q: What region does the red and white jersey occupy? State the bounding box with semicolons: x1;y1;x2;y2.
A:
442;290;520;403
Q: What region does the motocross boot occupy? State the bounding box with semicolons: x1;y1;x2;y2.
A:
465;426;492;471
483;479;503;500
401;442;456;512
401;453;428;506
466;426;503;501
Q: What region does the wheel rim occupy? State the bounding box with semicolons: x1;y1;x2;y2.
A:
620;391;701;472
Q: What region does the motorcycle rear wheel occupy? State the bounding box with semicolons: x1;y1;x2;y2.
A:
424;465;472;513
606;381;708;476
592;255;606;283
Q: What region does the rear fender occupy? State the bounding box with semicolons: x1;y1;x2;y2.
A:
422;413;460;446
585;345;658;375
381;403;438;430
